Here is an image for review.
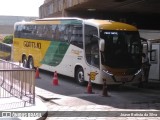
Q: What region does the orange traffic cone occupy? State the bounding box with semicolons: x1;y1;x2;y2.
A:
87;79;94;94
35;67;40;79
102;79;109;97
53;71;59;86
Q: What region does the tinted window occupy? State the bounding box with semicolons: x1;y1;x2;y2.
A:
14;23;83;49
85;25;99;68
100;30;142;68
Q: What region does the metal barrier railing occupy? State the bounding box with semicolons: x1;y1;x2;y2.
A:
0;59;35;110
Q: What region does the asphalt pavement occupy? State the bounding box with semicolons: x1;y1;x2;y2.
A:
35;72;160;120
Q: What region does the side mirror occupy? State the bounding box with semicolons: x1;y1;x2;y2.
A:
99;39;105;52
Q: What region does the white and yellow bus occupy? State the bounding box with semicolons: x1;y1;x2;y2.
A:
12;17;143;85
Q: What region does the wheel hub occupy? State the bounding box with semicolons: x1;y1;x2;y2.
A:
78;71;84;82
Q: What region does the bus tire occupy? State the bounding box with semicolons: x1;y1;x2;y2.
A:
22;56;27;68
75;67;86;85
28;57;34;69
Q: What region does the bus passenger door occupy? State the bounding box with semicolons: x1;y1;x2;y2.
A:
84;25;100;82
90;36;100;68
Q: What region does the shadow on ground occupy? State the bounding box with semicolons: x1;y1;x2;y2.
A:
35;69;160;110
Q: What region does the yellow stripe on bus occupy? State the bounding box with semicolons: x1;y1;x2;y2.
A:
13;38;51;67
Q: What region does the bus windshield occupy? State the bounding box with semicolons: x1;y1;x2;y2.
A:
100;30;142;68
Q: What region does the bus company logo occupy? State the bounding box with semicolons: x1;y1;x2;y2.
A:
88;71;98;80
71;49;82;55
23;41;41;49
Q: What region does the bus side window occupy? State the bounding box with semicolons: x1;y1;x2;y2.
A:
63;25;72;43
59;24;67;42
70;25;83;48
20;25;26;38
54;25;60;41
44;25;52;40
31;25;37;39
15;25;22;38
36;25;43;39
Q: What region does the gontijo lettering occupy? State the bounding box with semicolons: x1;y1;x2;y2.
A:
24;41;41;49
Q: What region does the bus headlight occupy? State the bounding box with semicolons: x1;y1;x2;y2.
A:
134;69;141;76
103;69;113;76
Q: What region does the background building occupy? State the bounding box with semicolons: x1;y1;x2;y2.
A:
0;16;37;35
39;0;160;30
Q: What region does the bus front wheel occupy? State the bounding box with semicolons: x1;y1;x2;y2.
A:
75;67;85;85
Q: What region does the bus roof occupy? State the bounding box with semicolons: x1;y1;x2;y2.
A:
15;17;138;31
84;19;138;31
35;17;83;21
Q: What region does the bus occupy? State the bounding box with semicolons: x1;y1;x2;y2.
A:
12;17;143;85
